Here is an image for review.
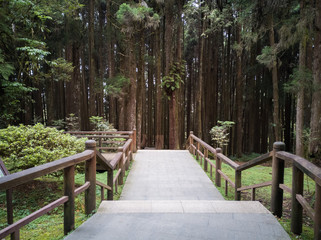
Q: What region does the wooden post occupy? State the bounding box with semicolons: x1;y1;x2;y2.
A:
314;183;321;240
133;128;137;153
215;148;222;187
271;142;285;218
125;148;129;171
107;168;113;200
118;147;124;185
64;165;75;235
204;149;208;172
85;140;96;215
235;170;241;200
291;165;304;235
196;142;200;161
189;131;193;154
251;188;256;201
129;132;134;159
225;180;228;196
100;187;104;201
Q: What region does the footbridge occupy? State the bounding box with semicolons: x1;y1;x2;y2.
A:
1;131;321;239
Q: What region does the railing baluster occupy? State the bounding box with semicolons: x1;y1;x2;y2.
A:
204;149;208;172
271;142;285;217
235;170;241;200
64;165;75;235
291;165;304;234
215;148;222;187
85;140;96;215
315;183;321;240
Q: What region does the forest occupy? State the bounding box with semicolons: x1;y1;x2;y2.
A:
0;0;320;162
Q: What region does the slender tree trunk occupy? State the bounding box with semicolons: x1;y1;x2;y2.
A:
88;0;96;119
296;0;307;157
136;34;144;148
268;14;281;141
80;43;89;130
309;0;321;159
155;28;164;149
127;36;137;131
236;24;243;157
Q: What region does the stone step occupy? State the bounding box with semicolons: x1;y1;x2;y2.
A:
98;200;270;214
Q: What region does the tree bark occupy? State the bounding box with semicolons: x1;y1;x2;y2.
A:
236;23;243;157
88;0;96;119
268;14;281;142
309;0;321;159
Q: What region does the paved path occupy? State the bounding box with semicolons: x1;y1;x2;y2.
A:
120;150;224;200
65;150;290;240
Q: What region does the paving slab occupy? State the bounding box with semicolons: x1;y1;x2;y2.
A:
120;150;224;200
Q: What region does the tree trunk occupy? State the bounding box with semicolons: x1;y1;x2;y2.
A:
155;28;164;149
88;0;96;119
236;24;243;157
268;14;281;141
309;0;321;159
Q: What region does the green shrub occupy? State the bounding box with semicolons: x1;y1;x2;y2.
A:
0;123;87;173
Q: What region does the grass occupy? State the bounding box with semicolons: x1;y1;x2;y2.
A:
195;153;315;240
0;162;132;240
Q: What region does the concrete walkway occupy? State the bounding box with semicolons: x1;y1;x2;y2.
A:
65;150;290;240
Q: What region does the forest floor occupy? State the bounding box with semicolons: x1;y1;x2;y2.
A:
0;164;132;240
197;154;315;240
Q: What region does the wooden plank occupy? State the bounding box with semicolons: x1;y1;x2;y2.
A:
238;181;272;191
122;139;132;152
113;169;122;185
236;152;272;171
197;150;204;158
67;131;132;135
96;180;112;191
74;182;90;196
296;194;315;220
217;169;235;188
73;135;129;139
96;151;114;170
0;196;68;239
190;134;217;155
110;153;123;169
217;153;239;169
0;150;94;191
276;151;321;186
279;184;292;194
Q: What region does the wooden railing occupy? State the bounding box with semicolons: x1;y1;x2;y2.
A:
0;130;136;240
67;130;136;201
188;132;321;240
0;140;97;240
66;130;136;153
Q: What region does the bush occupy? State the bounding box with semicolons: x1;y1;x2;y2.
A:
0;123;87;173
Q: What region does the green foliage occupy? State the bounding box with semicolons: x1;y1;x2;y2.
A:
89;116;116;131
104;74;130;97
0;124;86;173
0;80;35;128
284;67;313;94
161;61;185;98
256;46;278;69
209;121;235;148
116;3;160;33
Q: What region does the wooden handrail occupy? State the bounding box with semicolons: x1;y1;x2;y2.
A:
0;140;97;239
187;132;321;239
236;152;272;171
66;131;133;135
0;150;94;191
276;151;321;186
216;153;239;170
